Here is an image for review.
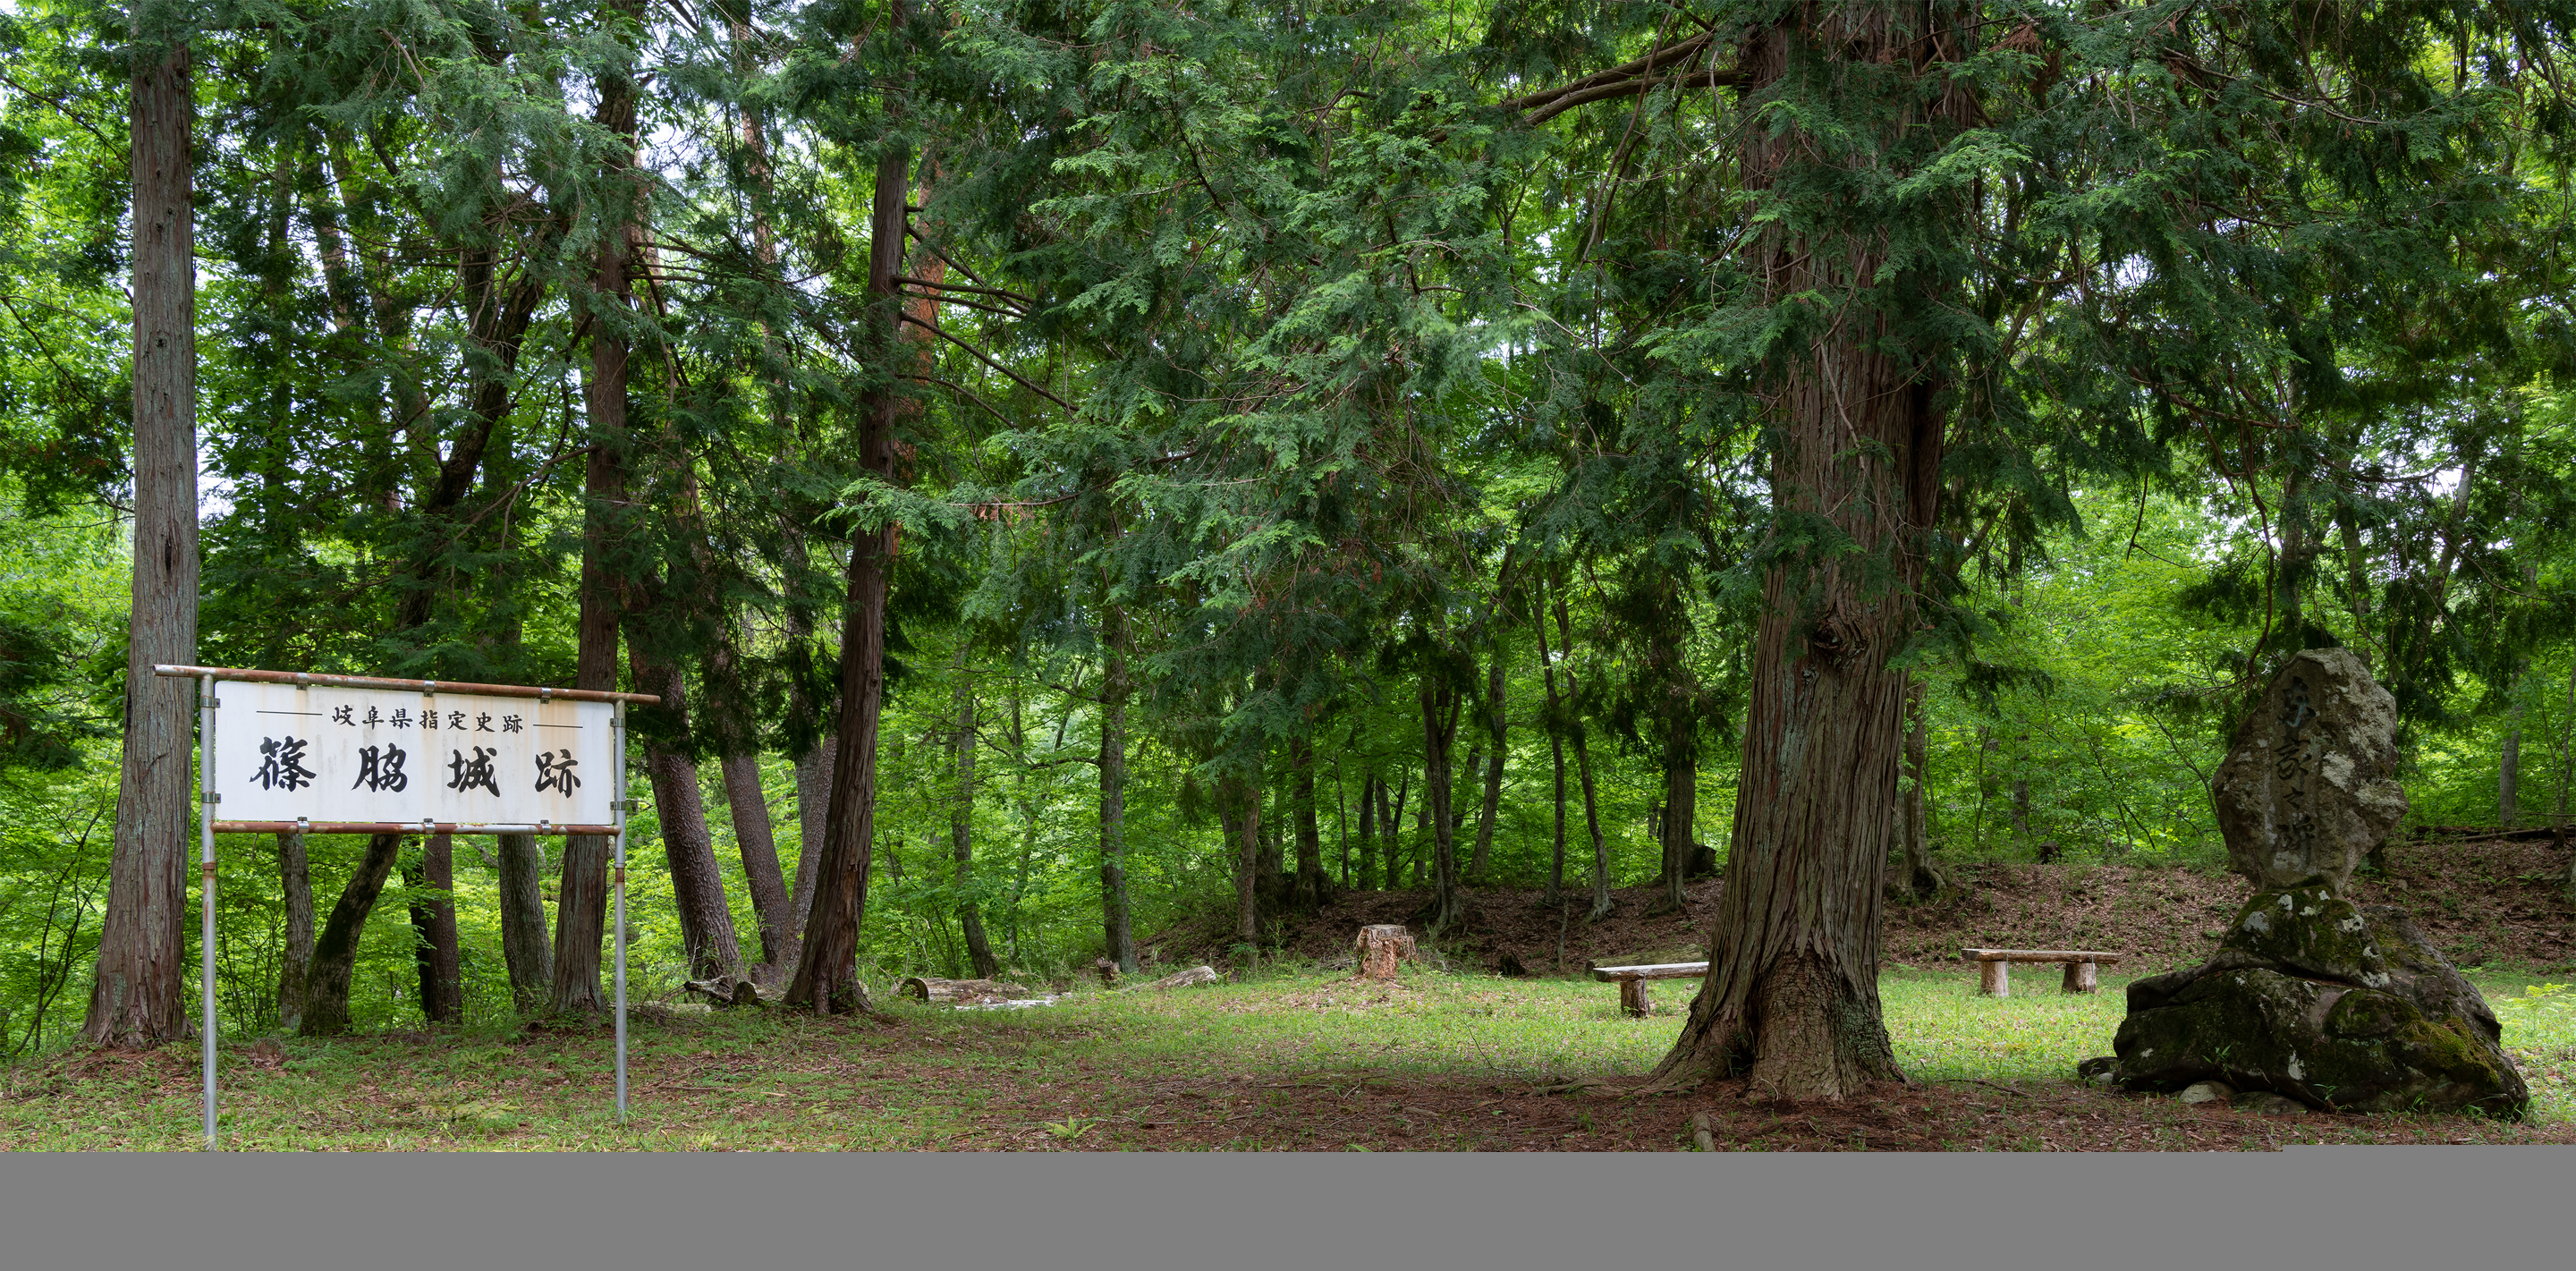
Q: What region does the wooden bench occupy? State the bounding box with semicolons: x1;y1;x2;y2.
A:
1960;948;2121;996
1589;962;1708;1017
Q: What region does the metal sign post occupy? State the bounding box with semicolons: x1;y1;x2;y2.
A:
157;665;657;1150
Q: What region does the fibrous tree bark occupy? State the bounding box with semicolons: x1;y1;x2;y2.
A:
275;830;313;1033
1098;611;1137;972
1648;7;1965;1100
628;651;745;984
494;833;551;1012
785;94;911;1015
403;835;462;1025
301;834;405;1037
1292;737;1327;912
947;652;998;979
85;30;197;1050
721;753;795;979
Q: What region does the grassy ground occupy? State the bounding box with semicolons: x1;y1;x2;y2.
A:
5;964;2572;1151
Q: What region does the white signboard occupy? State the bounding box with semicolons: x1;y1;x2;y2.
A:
209;680;616;827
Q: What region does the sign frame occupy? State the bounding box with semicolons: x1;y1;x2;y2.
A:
155;664;662;1150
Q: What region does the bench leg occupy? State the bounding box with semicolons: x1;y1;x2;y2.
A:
1620;979;1650;1018
2063;961;2098;994
1979;960;2008;997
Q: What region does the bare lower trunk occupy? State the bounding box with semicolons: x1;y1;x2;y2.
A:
1470;650;1506;885
784;131;909;1015
792;734;835;929
2501;711;2521;829
1656;733;1695;913
629;653;743;983
1354;774;1380;890
85;38;197;1049
405;835;462;1025
550;38;638;1015
1546;593;1614;920
1099;626;1136;971
1893;682;1946;898
300;834;406;1037
1225;773;1260;963
275;831;313;1033
1292;738;1326;911
1650;13;1955;1099
1419;679;1462;932
1384;769;1409;892
722;754;795;977
948;660;998;979
495;833;551;1011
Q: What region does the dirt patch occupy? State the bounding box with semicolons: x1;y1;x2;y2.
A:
1142;830;2576;979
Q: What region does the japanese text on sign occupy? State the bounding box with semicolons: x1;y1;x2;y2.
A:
209;681;614;826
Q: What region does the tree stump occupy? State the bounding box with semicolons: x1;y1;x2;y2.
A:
1620;979;1651;1018
1355;925;1416;981
1979;959;2009;997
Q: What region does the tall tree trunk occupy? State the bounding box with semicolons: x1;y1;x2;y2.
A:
784;114;909;1015
1536;603;1570;908
275;831;313;1033
1656;718;1695;914
404;835;462;1025
1419;680;1462;932
300;834;405;1037
722;755;795;979
1383;768;1409;891
1893;681;1945;898
2501;707;2522;829
1469;650;1507;885
792;734;835;931
628;654;744;983
85;33;197;1049
1649;6;1960;1099
948;654;998;979
1292;737;1326;912
1354;774;1379;889
1546;589;1614;920
1098;615;1137;972
495;833;550;1012
1224;772;1260;966
549;10;640;1014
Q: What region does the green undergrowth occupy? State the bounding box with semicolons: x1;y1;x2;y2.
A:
4;964;2569;1149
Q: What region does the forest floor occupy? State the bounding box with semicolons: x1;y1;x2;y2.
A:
1152;828;2576;978
4;962;2572;1151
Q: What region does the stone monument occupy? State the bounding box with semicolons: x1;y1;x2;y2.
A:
2091;649;2527;1116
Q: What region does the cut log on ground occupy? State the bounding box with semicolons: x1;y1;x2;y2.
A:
1092;957;1120;987
1355;924;1418;981
899;977;1030;1004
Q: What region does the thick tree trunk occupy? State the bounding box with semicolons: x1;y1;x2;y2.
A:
1546;592;1614;919
1099;620;1137;972
495;833;550;1011
300;834;406;1037
275;831;313;1033
948;657;999;979
550;28;640;1014
1648;9;1960;1100
784;127;909;1016
1656;725;1695;913
1292;738;1327;911
721;755;795;978
1354;774;1379;890
1419;679;1462;932
792;734;835;929
2501;708;2522;829
404;835;462;1025
628;655;744;984
1469;652;1507;885
85;37;197;1049
1225;773;1260;962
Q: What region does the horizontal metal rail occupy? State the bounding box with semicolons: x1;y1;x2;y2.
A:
153;664;659;705
213;820;617;836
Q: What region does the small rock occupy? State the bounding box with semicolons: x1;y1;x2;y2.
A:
2178;1080;2234;1105
2232;1091;2306;1115
2074;1055;2120;1088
